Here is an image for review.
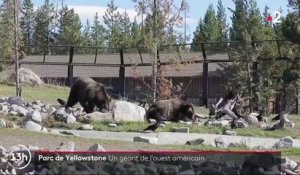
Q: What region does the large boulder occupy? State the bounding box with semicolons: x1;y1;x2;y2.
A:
8;68;43;86
111;101;145;122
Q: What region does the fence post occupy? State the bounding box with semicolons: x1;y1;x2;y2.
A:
201;43;208;107
297;89;300;115
119;48;125;98
67;46;74;87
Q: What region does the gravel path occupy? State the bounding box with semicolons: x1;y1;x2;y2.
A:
54;129;300;148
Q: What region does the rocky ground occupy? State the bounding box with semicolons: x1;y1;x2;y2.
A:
0;137;299;175
1;96;300;174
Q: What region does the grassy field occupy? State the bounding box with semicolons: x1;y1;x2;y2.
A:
1;83;300;138
0;83;69;104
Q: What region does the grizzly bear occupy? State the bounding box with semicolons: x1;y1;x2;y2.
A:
143;98;195;131
57;77;111;113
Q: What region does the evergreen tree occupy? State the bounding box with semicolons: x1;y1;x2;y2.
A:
32;0;55;54
57;6;82;46
0;0;22;71
103;0;123;49
191;18;204;51
81;19;91;46
191;4;220;50
91;12;106;47
19;0;35;53
129;18;141;48
217;0;227;41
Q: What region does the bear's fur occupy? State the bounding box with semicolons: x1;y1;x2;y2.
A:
143;98;195;131
57;77;110;113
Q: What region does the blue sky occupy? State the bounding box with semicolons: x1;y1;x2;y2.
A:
32;0;290;41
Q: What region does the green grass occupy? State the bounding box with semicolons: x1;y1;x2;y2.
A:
0;83;69;104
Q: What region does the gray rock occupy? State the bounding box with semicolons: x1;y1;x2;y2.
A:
81;124;93;130
185;138;205;145
58;141;75;151
224;130;237;136
27;145;40;151
32;100;42;106
179;120;193;125
10;104;28;116
273;136;294;149
235;119;249;128
53;107;69;122
262;117;268;123
246;113;259;125
49;129;61;135
84;112;113;122
30;110;42;123
159;123;165;128
9;111;18;115
0;97;8;103
215;136;227;147
72;107;84;117
252;145;268;150
282;168;298;175
287;160;298;171
0;103;9;112
88;143;106;151
228;142;247;148
8;68;43;86
194;113;208;119
259;123;269;129
24;120;42;131
0;119;6;128
7;97;23;106
112;101;145;122
108;123;117;127
133;136;158;144
32;104;42;111
0;145;7;157
67;114;77;124
171;127;189;133
178;170;195;175
211;120;229;127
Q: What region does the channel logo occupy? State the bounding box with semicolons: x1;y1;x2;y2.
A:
7;144;32;170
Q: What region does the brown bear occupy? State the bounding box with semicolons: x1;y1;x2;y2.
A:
57;77;111;113
143;98;195;131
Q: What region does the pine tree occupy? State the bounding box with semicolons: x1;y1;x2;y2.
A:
0;0;22;71
191;18;204;51
57;6;82;47
91;12;106;47
129;18;141;48
191;4;220;50
32;0;55;54
103;0;122;48
19;0;35;53
217;0;227;41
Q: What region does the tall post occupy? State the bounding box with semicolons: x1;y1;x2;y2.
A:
297;89;300;115
119;48;125;98
67;46;74;86
14;0;21;97
152;0;158;103
201;43;208;107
